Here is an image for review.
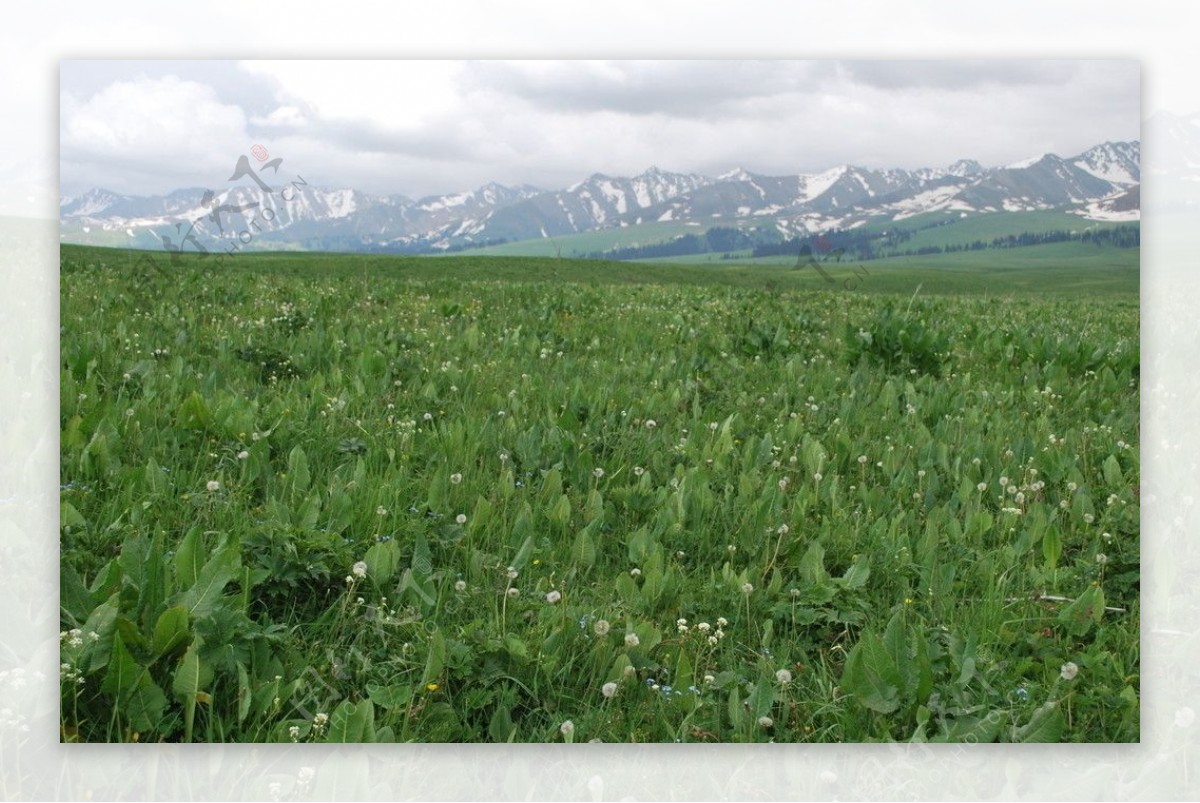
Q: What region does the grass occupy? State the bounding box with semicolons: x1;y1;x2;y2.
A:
59;243;1139;743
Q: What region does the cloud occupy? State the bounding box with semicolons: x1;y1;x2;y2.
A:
60;74;250;190
837;59;1082;91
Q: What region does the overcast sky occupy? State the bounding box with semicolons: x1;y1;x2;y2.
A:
59;59;1140;200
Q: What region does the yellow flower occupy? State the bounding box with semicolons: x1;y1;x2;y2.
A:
425;683;439;692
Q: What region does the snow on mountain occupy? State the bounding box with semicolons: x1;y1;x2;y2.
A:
61;140;1138;253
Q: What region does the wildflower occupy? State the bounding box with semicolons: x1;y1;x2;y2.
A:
813;472;822;482
777;524;789;536
703;674;715;684
454;580;467;592
237;450;249;460
645;419;657;429
976;482;987;492
593;467;605;479
506;587;520;599
708;636;718;646
455;513;467;525
206;480;221;492
857;455;868;465
594;619;611;636
312;712;329;730
351;561;367;579
450;472;463;484
676;618;688;628
633;466;645;477
758;716;774;728
1060;662;1079;681
1083;513;1094;524
741;582;754;595
696;622;711;633
625;633;640;648
426;682;439;692
776;669;792;684
630;567;642;577
376;505;387;516
1095;553;1108;565
1067;481;1078;493
717;617;728;627
778;478;789;492
288;725;300;742
999;476;1009;487
560;720;575;737
601;682;618;699
623;665;636;677
506;567;518;579
546;590;562;604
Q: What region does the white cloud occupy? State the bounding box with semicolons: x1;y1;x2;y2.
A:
60;74;249;190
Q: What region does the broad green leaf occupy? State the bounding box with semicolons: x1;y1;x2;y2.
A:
1015;701;1064;743
177;536;241;617
124;676;168;735
61;500;86;529
571;528;596;570
799;542;828;585
172;641;213;699
1059;585;1105;636
327;699;371;743
838;556;871;590
1042;524;1062;570
422;630;446;685
364;539;401;584
1102;455;1123;488
151;604;191;657
174;527;202;591
83;592;121;673
841;630;902;714
287;445;310;495
488;705;516;743
366;683;414;709
102;630;142;695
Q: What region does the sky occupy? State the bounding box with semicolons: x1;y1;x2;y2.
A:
57;59;1140;200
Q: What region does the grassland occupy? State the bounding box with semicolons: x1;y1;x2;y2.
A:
59;243;1139;743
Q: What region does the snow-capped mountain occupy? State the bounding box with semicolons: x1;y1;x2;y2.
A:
60;140;1139;254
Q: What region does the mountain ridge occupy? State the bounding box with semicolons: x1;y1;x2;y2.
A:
60;140;1140;254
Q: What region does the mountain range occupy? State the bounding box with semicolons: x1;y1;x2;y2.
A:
59;140;1140;256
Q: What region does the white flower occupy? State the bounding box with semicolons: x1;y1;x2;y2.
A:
593;619;611;637
857;455;868;464
624;633;640;648
313;712;329;728
758;716;774;728
376;505;388;516
777;524;789;535
601;682;618;699
237;450;249;460
206;480;221;492
351;561;367;579
1060;662;1079;681
454;580;467;592
717;617;728;627
645;419;657;429
506;587;520;599
455;513;467;525
560;720;575;737
288;725;300;741
1095;553;1108;565
630;567;641;577
593;468;605;479
676;618;688;627
546;590;562;604
506;567;519;579
813;472;822;482
696;622;711;633
703;674;715;684
708;635;718;646
776;669;792;684
633;466;645;477
977;482;988;492
741;582;754;594
450;472;463;484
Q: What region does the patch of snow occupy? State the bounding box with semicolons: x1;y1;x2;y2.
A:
1073;159;1138;185
797;165;847;203
658;209;674;222
1005;154;1045;170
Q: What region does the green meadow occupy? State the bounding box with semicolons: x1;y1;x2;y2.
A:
59;244;1139;743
